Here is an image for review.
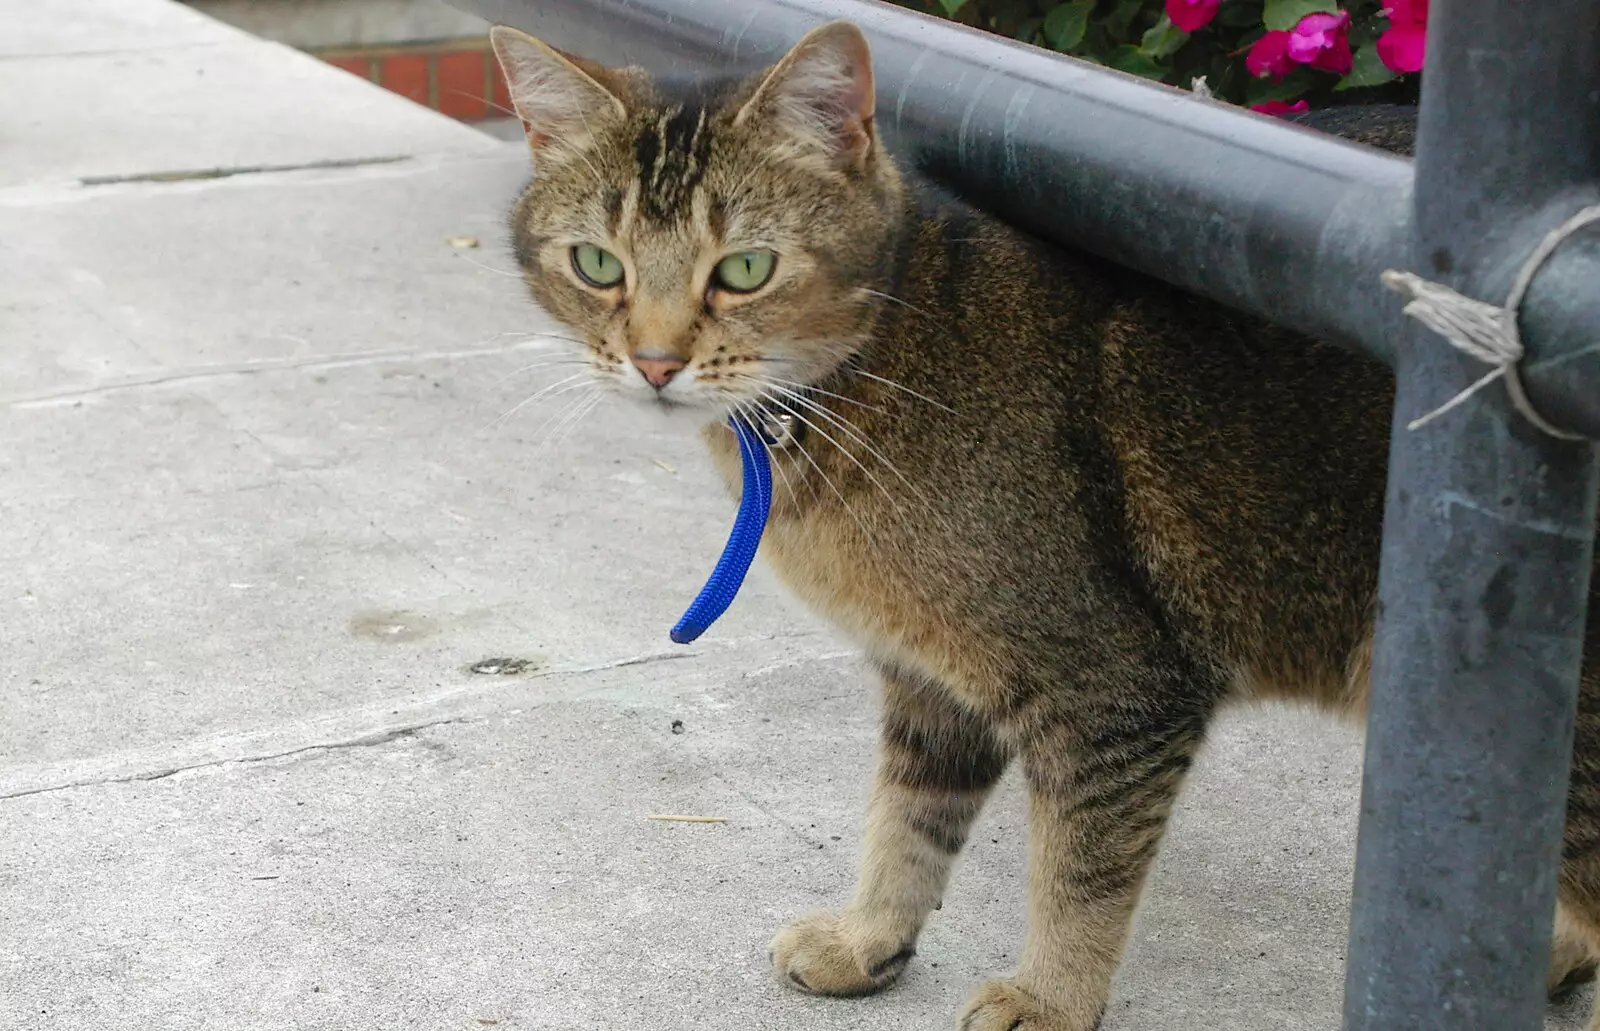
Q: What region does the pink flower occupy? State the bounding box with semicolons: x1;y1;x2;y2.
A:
1165;0;1220;33
1383;0;1428;26
1287;10;1353;75
1377;0;1428;72
1252;99;1311;116
1376;23;1425;71
1246;31;1296;80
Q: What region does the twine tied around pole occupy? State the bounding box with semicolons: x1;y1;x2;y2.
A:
1381;204;1600;441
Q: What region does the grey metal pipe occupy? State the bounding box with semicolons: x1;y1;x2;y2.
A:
455;0;1600;438
1343;0;1600;1025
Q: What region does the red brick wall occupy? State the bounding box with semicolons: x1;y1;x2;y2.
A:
316;39;510;122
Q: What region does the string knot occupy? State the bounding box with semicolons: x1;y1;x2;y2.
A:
1382;203;1600;441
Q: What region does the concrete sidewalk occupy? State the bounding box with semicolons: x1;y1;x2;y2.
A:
0;3;1588;1029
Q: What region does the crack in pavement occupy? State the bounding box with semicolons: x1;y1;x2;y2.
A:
0;648;714;802
77;154;412;187
0;41;230;62
1;338;559;410
0;717;469;801
0;148;521;210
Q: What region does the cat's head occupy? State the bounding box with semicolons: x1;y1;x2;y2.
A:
490;21;903;416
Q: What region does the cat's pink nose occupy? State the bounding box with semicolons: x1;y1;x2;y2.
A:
631;355;686;388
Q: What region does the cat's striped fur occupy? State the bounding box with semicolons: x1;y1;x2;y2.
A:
489;21;1600;1029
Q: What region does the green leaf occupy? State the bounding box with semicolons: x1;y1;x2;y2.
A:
1044;0;1096;50
1074;34;1113;64
1101;0;1144;41
1347;10;1386;47
1218;1;1268;28
1139;14;1190;59
936;0;968;15
1243;65;1315;103
1335;43;1399;90
1205;52;1245;103
1262;0;1337;31
1013;15;1044;43
1107;44;1167;79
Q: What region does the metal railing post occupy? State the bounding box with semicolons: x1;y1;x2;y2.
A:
1342;0;1600;1026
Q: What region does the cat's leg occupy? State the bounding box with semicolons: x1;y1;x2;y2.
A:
770;664;1010;996
1551;900;1598;998
957;693;1212;1031
1557;645;1600;1028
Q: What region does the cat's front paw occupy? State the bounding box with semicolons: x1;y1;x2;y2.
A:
956;979;1096;1031
768;911;914;997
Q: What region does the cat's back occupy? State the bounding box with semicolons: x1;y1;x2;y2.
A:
870;167;1396;700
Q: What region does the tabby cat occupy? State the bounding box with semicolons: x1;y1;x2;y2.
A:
487;21;1600;1029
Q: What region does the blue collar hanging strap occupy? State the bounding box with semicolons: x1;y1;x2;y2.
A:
670;416;774;644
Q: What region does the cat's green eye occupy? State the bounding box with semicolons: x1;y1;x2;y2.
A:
713;250;777;294
571;244;624;288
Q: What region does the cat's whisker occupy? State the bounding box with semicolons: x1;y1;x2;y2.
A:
520;389;584;445
857;287;939;324
486;373;591;432
491;365;588;392
730;400;786;507
502;346;589;364
528;387;601;453
765;395;904;516
476;96;521;121
731;399;769;476
512;371;591;402
507;329;588;346
505;357;587;375
542;390;604;453
759;373;883;412
451;251;526;279
459;328;589;358
769;444;802;510
790;432;874;539
739;397;872;538
782;398;940;526
457;330;551;345
486;358;592;394
757;381;926;508
741;399;811;511
499;357;591;382
534;376;602;406
848;368;957;415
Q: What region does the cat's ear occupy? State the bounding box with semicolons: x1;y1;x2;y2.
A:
489;26;627;152
735;21;877;171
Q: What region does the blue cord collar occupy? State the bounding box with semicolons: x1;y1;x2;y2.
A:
670;415;774;644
